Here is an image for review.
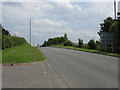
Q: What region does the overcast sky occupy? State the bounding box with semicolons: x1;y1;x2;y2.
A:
1;1;115;45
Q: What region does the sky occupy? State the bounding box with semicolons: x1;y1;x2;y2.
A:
1;0;116;46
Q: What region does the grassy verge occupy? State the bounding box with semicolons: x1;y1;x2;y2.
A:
0;50;2;63
53;45;119;57
2;43;46;64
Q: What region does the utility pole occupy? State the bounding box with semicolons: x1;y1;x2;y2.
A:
49;32;50;39
33;33;34;46
112;0;117;52
105;33;107;53
112;33;114;53
114;0;117;19
30;18;31;45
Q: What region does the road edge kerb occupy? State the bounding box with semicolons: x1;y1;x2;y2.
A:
1;59;48;66
53;47;120;58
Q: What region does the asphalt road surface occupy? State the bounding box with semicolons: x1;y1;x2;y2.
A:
3;47;118;88
40;47;118;88
2;61;68;88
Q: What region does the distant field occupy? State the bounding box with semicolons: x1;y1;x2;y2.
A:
2;43;46;64
53;46;119;57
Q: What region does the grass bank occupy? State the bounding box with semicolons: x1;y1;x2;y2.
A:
0;50;2;63
2;43;46;64
52;45;119;57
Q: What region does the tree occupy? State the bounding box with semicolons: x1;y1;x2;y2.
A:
64;33;68;41
96;40;101;50
88;39;96;49
117;12;120;20
2;28;10;36
78;38;83;48
37;44;40;47
109;12;120;53
99;17;114;33
98;15;120;53
96;40;100;45
117;12;120;53
42;41;49;47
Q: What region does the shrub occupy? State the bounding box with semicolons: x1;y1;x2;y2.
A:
78;38;83;48
72;43;78;47
88;39;96;49
64;40;72;46
96;41;101;50
42;35;69;47
82;44;89;49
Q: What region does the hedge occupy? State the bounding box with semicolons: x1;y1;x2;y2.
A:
2;35;26;49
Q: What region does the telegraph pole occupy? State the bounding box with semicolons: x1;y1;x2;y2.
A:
30;18;31;45
114;0;117;19
49;32;50;39
105;33;107;53
112;0;117;52
32;33;36;46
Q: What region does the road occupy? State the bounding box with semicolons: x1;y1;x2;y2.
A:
3;47;118;88
40;47;118;88
2;60;68;88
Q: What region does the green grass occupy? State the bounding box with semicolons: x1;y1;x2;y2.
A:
53;45;119;57
0;50;2;63
2;43;46;64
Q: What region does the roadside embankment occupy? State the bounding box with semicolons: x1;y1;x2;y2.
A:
2;43;46;64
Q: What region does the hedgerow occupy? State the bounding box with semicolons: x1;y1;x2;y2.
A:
2;35;26;49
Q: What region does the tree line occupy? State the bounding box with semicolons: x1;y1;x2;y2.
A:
98;12;120;53
42;33;72;47
41;12;120;52
42;33;100;50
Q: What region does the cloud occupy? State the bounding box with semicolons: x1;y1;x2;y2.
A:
2;2;113;45
0;2;2;24
33;19;66;27
2;0;114;2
